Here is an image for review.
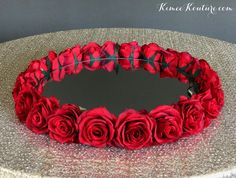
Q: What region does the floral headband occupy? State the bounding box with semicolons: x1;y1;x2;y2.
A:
12;41;224;150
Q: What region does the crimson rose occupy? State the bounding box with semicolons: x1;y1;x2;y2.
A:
141;43;163;74
177;96;205;136
118;41;141;70
58;45;83;75
176;53;201;83
81;42;102;71
211;88;224;109
196;60;221;92
15;87;40;123
48;51;66;82
159;49;178;78
192;89;220;127
101;41;119;72
114;109;153;149
26;96;59;134
48;104;81;143
150;105;183;144
77;107;115;147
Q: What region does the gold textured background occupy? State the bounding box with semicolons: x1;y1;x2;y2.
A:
0;28;236;178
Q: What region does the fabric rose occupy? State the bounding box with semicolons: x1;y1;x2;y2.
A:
48;104;81;143
77;107;116;147
26;96;60;134
114;109;153;149
211;88;224;110
195;59;221;92
12;62;46;101
101;41;119;72
81;42;102;71
27;59;48;73
58;44;83;75
159;49;178;78
48;50;67;82
176;53;201;83
192;89;220;127
150;105;183;144
14;87;40;123
141;43;164;74
12;71;29;101
118;41;141;70
177;96;205;136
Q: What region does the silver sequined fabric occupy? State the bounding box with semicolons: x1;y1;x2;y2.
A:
0;28;235;178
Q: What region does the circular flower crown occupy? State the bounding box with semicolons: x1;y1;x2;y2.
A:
12;41;224;150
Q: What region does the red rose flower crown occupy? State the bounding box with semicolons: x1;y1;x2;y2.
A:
12;41;224;150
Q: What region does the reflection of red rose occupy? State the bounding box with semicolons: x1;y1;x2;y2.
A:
48;104;81;144
77;107;115;147
26;97;59;134
118;41;141;70
150;105;183;144
15;87;40;123
141;43;163;74
114;109;153;149
177;96;205;136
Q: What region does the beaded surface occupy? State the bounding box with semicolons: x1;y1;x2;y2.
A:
0;28;235;177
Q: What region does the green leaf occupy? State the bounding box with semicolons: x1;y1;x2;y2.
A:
42;70;50;81
115;43;120;54
148;51;159;67
160;55;169;70
89;53;96;66
74;53;79;70
46;57;52;71
115;63;120;75
193;69;201;78
129;47;134;70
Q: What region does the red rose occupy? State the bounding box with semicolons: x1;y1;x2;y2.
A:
82;42;102;71
27;59;48;73
177;96;205;136
192;89;220;127
58;44;83;75
141;43;163;74
77;107;115;147
118;41;141;70
12;65;45;102
48;51;67;82
159;49;178;78
12;71;29;101
195;60;221;92
101;41;119;72
150;105;183;144
176;53;201;83
211;88;224;109
199;59;211;72
114;109;153;149
15;87;40;123
48;104;81;143
26;96;59;134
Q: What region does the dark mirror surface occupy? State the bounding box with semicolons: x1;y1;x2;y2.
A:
43;69;188;116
